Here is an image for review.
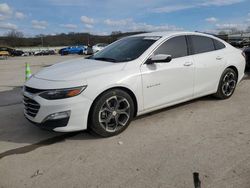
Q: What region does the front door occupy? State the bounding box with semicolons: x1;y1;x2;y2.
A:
140;35;195;110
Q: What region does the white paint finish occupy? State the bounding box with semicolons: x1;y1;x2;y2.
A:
34;58;126;81
192;50;226;97
24;31;246;132
140;56;194;110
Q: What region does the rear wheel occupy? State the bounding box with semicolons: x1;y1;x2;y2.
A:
89;89;134;137
214;68;237;99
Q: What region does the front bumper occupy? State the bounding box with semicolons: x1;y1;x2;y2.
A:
23;91;93;132
25;116;70;131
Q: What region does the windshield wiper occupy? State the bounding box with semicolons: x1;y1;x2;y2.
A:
93;57;117;62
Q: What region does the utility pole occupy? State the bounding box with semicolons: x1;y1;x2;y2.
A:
87;34;90;45
41;36;44;47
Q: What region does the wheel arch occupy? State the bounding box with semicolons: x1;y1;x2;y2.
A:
87;86;138;128
215;65;239;94
227;65;239;81
214;65;239;99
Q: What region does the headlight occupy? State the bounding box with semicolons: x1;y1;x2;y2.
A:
39;86;87;100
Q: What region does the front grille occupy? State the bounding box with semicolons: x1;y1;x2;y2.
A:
24;86;46;94
23;96;40;117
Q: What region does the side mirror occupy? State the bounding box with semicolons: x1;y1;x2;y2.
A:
146;54;172;64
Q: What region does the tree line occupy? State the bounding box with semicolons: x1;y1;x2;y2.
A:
2;28;250;48
0;30;145;48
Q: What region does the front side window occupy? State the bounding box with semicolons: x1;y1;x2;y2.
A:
190;35;215;54
154;36;188;59
89;36;159;62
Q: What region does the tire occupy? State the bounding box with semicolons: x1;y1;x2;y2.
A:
89;89;134;137
62;51;68;56
214;68;237;99
78;50;83;55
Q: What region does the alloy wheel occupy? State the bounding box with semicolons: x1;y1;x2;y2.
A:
222;72;236;97
98;96;131;132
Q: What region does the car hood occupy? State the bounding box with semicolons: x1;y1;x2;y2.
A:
34;58;126;81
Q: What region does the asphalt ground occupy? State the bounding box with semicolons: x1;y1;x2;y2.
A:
0;55;250;188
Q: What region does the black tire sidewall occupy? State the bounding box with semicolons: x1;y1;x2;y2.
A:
216;68;237;99
89;89;134;137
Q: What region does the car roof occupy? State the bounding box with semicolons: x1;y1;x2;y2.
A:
133;31;216;38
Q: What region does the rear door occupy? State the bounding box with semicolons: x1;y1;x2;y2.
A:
188;35;226;97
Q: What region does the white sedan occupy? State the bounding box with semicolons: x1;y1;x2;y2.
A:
23;31;245;137
92;43;108;53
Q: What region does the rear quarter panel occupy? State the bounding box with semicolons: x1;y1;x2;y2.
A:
224;46;245;82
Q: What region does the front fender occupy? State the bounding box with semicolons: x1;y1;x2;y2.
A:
83;70;144;114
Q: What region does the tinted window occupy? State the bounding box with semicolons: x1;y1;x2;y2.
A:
90;36;159;62
213;39;225;50
154;36;188;58
190;35;215;54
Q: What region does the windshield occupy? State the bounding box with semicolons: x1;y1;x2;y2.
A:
89;36;160;62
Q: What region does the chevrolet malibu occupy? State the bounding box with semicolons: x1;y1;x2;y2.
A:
23;31;245;137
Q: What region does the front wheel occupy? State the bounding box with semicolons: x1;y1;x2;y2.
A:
62;51;68;56
89;89;134;137
78;50;83;55
214;68;237;99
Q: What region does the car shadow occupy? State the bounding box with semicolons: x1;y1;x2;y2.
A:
135;95;215;121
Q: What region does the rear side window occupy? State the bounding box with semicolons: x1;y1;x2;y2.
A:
190;35;215;54
213;39;226;50
154;36;188;59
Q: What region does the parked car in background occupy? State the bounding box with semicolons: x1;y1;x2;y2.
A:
58;47;66;55
24;31;245;137
84;45;94;55
34;50;55;56
23;51;35;56
229;39;242;48
34;51;43;56
92;43;108;53
59;46;86;55
241;38;250;47
11;49;24;56
243;47;250;69
0;46;24;56
22;52;30;56
0;48;9;58
229;38;250;48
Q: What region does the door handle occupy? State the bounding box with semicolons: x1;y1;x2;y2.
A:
183;62;193;66
216;56;223;60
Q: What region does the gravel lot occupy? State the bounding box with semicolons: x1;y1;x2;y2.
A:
0;55;250;188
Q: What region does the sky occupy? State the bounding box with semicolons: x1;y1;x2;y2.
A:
0;0;250;36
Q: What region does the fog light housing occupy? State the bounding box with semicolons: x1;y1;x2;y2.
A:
43;110;71;122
